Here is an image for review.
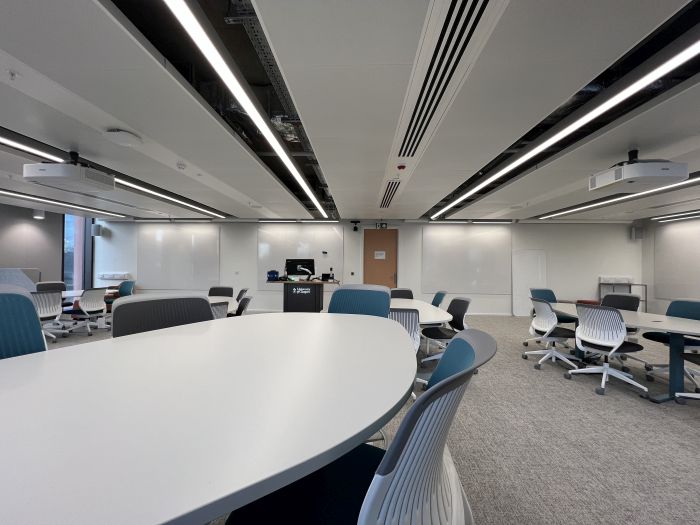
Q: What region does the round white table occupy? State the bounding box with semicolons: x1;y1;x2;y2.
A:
391;298;452;325
0;313;416;524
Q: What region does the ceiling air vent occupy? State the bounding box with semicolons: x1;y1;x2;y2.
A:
380;180;401;208
398;0;491;158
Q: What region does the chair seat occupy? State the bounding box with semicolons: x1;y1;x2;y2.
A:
62;308;103;316
642;331;700;347
556;313;577;324
421;325;457;341
226;444;384;524
534;326;575;339
582;340;644;353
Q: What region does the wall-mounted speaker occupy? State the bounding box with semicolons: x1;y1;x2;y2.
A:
91;224;103;237
630;225;644;240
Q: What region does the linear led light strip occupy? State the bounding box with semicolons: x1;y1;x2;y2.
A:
0;189;126;218
539;177;700;219
114;178;225;218
161;0;328;219
651;209;700;220
0;135;64;163
431;38;700;220
658;213;700;223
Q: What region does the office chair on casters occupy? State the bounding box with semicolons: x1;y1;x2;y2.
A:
431;290;447;308
328;285;391;318
421;297;470;364
522;298;580;370
0;293;47;359
36;280;72;308
390;288;413;299
564;304;648;396
236;288;249;302
676;353;700;403
210;301;229;319
63;288;108;335
209;286;234;297
30;291;70;342
225;328;497;525
233;296;251;316
641;300;700;393
389;308;420;399
111;295;214;337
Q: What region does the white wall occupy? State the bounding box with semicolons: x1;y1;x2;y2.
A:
0;203;63;281
94;220;644;315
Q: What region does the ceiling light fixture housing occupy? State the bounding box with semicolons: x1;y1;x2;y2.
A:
0;189;126;218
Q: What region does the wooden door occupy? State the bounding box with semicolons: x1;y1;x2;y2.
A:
363;229;398;287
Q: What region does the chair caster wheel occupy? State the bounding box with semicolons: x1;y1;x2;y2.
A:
88;333;93;336
564;372;572;380
569;350;576;355
646;374;654;382
523;341;528;347
675;397;687;405
577;363;586;369
619;355;627;361
639;392;649;399
473;369;479;375
695;387;700;394
595;387;606;396
621;366;630;373
521;353;528;359
62;333;68;338
644;365;653;371
534;364;542;370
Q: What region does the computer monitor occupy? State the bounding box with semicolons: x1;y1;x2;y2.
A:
285;258;315;278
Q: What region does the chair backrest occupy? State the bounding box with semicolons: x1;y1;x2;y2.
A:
111;296;214;337
30;291;63;320
0;293;47;359
447;297;470;331
209;286;234;297
210;301;229;319
666;300;700;321
388;308;420;352
431;290;447;307
358;328;497;524
390;288;413;299
78;288;107;314
236;288;249;302
328;285;391;318
601;293;640;311
36;281;66;292
530;288;557;303
530;298;558;335
118;280;136;297
234;296;251;316
575;303;626;351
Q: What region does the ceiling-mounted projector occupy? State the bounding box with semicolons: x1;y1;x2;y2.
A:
23;162;115;193
589;150;687;193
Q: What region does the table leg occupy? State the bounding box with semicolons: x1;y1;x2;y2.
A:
650;332;684;403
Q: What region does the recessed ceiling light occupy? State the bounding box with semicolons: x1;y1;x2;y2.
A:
0;134;64;163
114;178;226;219
431;38;700;219
539;177;700;219
161;0;328;219
0;189;126;218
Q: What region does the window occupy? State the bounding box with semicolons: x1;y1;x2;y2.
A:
63;215;86;290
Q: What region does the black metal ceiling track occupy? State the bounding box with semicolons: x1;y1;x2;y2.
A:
398;0;489;158
380;180;401;208
423;0;700;219
533;172;700;220
110;0;338;220
0;126;230;219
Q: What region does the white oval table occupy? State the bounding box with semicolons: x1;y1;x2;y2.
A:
390;298;452;325
0;313;416;525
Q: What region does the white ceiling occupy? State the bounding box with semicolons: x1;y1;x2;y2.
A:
0;0;696;222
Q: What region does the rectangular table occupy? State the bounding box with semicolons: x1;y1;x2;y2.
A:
552;302;700;403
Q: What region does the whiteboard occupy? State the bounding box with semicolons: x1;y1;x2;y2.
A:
421;225;511;294
137;223;220;290
257;224;343;291
512;249;547;316
654;222;700;300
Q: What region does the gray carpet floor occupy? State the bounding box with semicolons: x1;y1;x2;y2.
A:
48;316;700;524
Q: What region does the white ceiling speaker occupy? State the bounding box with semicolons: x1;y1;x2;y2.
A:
103;128;143;147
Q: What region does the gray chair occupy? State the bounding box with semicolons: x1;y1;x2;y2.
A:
225;328;497;525
62;288;108;335
210;301;229;320
209;286;234;297
236;288;249;302
111;296;214;338
388;308;420;353
31;291;70;342
421;297;470;363
522;298;579;370
564;304;648;396
233;296;251;317
0;293;47;359
36;280;72;307
390;288;413;299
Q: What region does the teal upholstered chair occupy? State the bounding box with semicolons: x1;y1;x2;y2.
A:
431;290;447;307
225;329;497;525
0;293;47;360
105;280;135;313
328;285;391;318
